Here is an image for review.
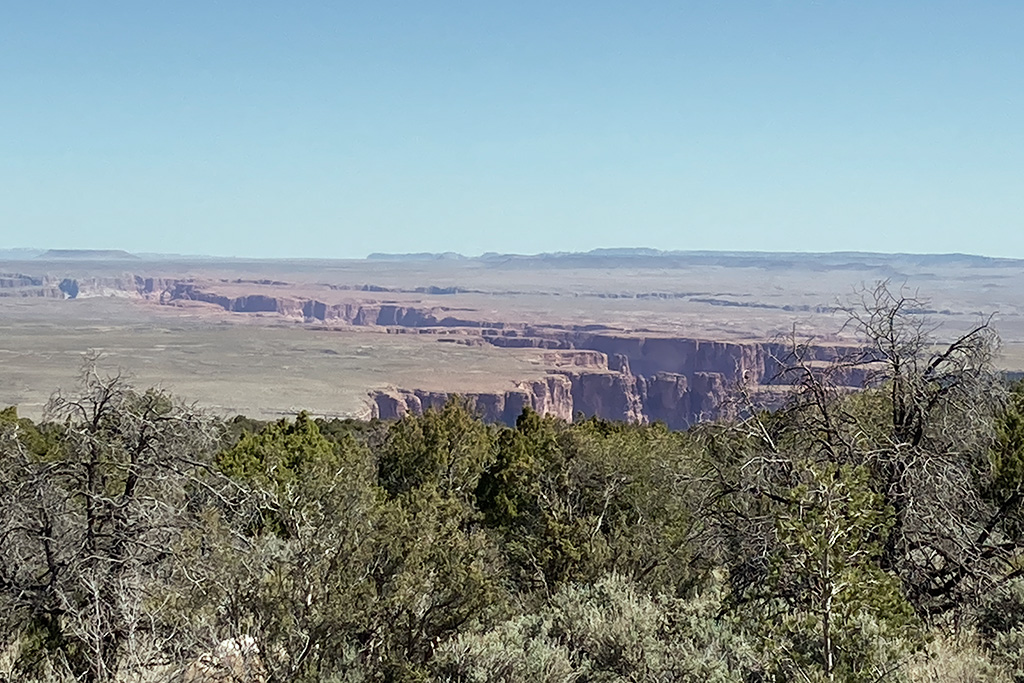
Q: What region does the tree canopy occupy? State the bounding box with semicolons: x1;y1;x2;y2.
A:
2;287;1024;682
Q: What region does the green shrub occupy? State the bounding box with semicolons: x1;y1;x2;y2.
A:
433;573;753;683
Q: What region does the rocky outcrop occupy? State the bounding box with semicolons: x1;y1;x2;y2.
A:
165;287;858;428
372;374;575;425
0;273;65;298
164;283;304;315
6;274;865;428
562;370;646;424
0;274;44;288
571;333;781;384
539;350;608;369
0;273;180;299
638;373;693;430
369;332;864;428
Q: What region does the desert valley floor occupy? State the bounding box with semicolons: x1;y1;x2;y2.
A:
2;250;1023;426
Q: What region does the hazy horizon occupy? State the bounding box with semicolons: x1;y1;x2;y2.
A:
4;245;1024;263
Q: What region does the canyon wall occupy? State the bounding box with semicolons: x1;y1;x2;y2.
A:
367;338;853;429
1;274;865;428
372;374;576;425
0;274;179;299
159;281;855;427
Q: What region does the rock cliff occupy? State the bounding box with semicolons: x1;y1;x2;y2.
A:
372;374;575;424
2;274;866;428
0;273;179;299
366;326;862;427
157;281;864;427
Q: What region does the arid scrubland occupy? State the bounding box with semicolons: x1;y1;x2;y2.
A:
3;270;1024;681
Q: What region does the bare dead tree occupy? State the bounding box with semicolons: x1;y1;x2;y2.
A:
0;359;225;682
842;283;1012;616
741;281;1015;618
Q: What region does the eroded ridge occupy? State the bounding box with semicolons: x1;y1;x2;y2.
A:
0;266;911;426
149;278;865;427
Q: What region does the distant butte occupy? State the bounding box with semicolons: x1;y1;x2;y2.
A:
38;249;139;260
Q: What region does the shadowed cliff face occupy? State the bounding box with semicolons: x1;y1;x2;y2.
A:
368;345;817;429
634;373;732;429
1;275;865;429
372;374;576;424
155;281;865;428
367;332;862;429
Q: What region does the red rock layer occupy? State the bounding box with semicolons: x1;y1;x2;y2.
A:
4;276;866;428
156;281;866;428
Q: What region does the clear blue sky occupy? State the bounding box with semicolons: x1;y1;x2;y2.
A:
2;2;1022;258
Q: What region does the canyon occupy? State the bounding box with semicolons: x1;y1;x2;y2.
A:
2;250;1022;425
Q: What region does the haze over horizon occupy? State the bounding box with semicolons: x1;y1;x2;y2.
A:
2;2;1022;259
4;245;1024;263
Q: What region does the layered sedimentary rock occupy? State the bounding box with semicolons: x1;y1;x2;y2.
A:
367;334;862;428
636;372;731;429
562;369;645;423
367;327;870;428
0;273;179;299
372;374;575;424
1;274;866;428
154;281;867;427
0;274;44;289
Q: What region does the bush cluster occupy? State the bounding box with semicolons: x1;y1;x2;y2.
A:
3;287;1024;682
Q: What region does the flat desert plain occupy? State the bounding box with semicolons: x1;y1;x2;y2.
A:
1;251;1022;423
